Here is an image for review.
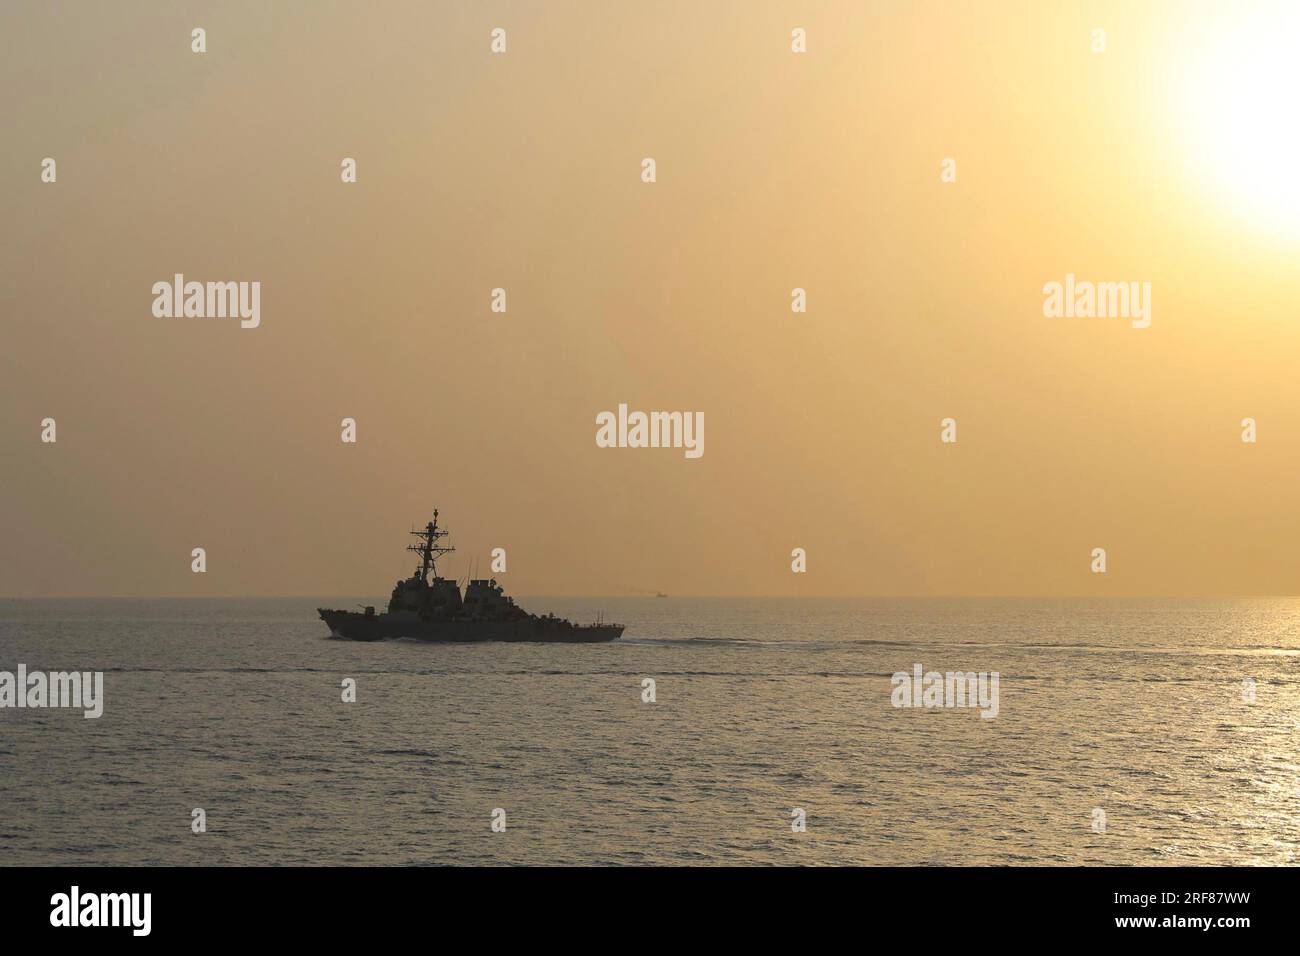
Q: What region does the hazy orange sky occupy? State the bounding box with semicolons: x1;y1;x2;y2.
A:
3;1;1299;598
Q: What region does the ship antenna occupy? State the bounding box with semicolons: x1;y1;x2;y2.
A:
407;507;455;583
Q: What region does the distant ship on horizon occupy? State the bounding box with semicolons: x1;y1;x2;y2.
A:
318;510;624;643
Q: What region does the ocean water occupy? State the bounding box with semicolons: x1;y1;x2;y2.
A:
1;596;1298;866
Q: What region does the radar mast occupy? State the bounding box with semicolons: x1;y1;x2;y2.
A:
407;508;455;582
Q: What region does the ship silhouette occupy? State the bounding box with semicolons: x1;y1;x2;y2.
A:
318;510;624;643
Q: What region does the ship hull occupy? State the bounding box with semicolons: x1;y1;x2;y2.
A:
317;609;623;643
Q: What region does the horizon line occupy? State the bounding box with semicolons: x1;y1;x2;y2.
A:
3;593;1299;601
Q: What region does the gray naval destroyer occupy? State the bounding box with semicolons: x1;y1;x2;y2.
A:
318;510;624;643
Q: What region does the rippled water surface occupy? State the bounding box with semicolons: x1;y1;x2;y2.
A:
2;597;1298;865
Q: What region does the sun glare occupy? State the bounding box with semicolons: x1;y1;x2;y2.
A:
1179;3;1300;239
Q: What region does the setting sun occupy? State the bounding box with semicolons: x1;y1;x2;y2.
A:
1178;2;1300;238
